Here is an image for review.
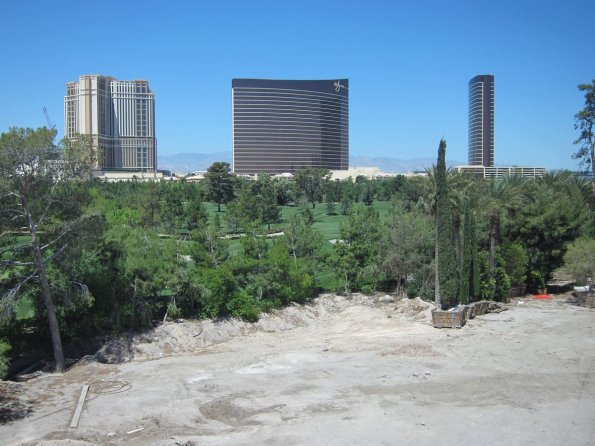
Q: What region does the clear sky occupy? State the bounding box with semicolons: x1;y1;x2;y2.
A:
1;0;593;169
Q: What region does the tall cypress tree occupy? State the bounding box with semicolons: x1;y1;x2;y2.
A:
460;200;478;303
434;139;458;308
470;210;480;300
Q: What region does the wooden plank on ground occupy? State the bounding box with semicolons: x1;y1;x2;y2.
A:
70;385;89;428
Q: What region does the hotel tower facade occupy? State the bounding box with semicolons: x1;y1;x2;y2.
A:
232;79;349;175
468;74;494;167
64;75;156;171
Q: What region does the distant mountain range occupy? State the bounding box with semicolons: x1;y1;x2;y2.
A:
158;152;232;173
157;152;465;174
350;156;466;173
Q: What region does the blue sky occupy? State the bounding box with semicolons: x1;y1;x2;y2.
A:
1;0;593;169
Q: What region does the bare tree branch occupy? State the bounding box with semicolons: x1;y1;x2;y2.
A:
1;259;34;267
0;270;38;320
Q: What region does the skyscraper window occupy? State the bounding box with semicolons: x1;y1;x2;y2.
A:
232;79;349;174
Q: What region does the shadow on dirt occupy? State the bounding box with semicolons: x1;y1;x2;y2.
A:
0;382;33;424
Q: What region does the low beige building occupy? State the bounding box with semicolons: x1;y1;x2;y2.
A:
455;165;546;179
329;167;397;181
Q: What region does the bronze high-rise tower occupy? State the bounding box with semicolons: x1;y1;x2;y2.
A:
468;74;494;167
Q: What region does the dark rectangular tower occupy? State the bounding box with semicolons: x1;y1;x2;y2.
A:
232;79;349;174
468;75;494;167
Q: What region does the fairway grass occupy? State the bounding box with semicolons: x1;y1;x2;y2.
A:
206;201;392;243
204;201;392;285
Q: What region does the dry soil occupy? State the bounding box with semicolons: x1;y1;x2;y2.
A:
1;294;594;446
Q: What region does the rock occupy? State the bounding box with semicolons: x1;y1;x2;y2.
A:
487;302;508;313
379;295;395;303
95;335;135;364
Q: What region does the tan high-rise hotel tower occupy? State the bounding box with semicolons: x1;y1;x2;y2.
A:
64;75;156;171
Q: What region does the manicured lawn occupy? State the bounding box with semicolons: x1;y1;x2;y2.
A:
228;238;242;256
372;200;391;221
201;200;393;257
204;202;226;226
205;201;392;242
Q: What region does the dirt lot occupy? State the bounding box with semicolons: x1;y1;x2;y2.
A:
1;294;594;446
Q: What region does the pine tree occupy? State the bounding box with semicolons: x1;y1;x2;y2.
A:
204;162;235;212
186;193;208;230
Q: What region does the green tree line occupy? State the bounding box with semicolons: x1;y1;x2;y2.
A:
2;102;595;375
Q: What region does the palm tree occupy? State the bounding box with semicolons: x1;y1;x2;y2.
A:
423;168;477;279
481;175;526;277
447;171;478;278
544;170;592;211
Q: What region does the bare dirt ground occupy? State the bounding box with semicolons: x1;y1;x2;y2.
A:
1;293;594;446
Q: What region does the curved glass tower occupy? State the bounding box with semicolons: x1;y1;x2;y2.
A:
468;75;494;167
232;79;349;174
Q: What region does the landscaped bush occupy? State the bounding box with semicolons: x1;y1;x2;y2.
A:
563;237;595;285
499;242;528;287
226;290;260;322
0;340;10;379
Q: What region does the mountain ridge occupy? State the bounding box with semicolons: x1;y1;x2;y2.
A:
157;152;466;174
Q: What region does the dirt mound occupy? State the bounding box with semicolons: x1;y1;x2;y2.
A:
95;319;251;364
393;296;435;321
95;293;422;364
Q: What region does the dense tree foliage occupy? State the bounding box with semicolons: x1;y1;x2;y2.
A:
562;237;595;286
1;150;593;374
225;175;281;231
0;127;96;372
503;172;589;285
0;340;9;378
285;210;322;262
381;201;433;298
294;168;328;208
572;80;595;180
331;206;382;294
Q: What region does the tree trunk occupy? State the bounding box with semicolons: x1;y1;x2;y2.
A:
453;213;461;279
460;218;470;305
591;140;594;202
489;211;499;278
30;226;65;373
434;224;441;309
